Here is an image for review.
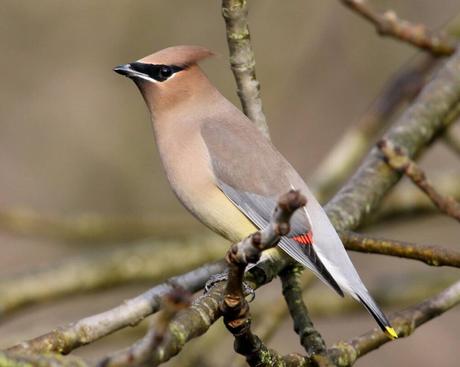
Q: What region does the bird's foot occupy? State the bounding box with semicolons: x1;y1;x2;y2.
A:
204;270;229;293
204;270;255;302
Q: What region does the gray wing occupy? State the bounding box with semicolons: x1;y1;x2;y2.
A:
201;117;343;296
218;180;343;296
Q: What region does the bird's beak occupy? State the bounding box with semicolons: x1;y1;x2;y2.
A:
113;64;133;77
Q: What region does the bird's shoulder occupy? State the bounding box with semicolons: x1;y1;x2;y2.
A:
200;112;296;195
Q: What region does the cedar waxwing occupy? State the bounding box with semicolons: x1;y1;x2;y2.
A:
114;45;397;339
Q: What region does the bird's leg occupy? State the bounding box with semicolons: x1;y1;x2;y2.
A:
204;269;255;302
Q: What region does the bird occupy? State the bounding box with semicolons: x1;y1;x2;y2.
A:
114;45;397;339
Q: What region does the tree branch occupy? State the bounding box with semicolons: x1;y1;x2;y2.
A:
340;231;460;267
340;0;456;55
378;138;460;221
6;261;225;354
221;0;269;138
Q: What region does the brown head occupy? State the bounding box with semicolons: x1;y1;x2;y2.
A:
114;45;215;116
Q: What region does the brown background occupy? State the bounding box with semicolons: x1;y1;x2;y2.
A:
0;1;459;366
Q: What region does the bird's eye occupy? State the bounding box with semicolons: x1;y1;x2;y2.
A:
159;66;172;79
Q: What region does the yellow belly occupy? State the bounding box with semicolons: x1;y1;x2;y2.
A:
195;185;258;243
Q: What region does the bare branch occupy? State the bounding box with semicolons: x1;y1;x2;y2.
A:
6;261;225;354
341;0;456;55
147;281;229;366
221;0;269;138
0;236;226;318
329;280;460;366
340;231;460;267
378;138;460;221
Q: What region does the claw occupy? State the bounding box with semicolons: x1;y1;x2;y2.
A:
204;271;229;293
242;282;255;302
204;271;256;302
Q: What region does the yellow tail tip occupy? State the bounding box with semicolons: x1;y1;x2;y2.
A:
385;326;398;340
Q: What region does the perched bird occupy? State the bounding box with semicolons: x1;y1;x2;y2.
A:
114;45;397;339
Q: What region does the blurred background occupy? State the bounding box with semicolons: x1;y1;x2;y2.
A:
0;1;459;366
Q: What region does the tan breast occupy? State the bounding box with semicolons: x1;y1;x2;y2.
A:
152;113;256;243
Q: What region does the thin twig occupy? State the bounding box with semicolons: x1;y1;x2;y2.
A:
221;0;269;138
378;138;460;221
340;231;460;267
256;272;316;343
6;261;225;354
341;0;456;55
280;266;326;356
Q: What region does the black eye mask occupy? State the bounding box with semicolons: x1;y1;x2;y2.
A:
129;63;184;82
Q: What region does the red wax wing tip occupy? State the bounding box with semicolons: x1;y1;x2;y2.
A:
293;232;313;245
